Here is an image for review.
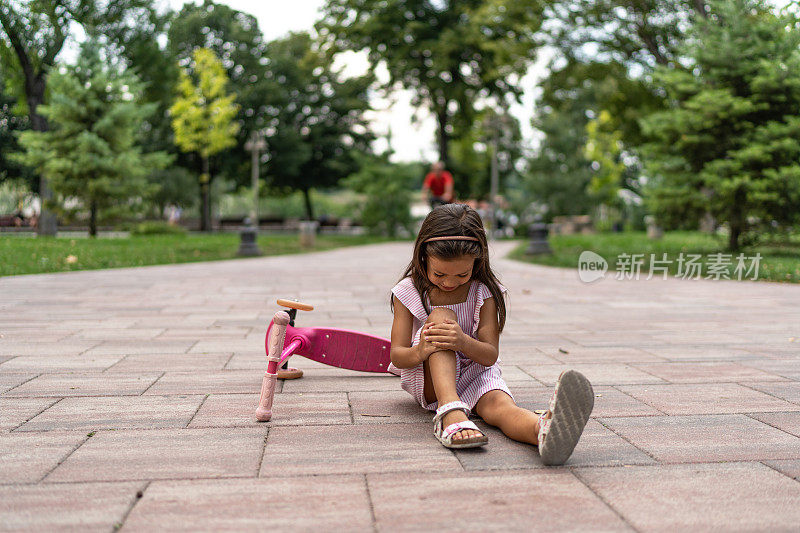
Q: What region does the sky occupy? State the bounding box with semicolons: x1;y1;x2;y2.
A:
163;0;547;163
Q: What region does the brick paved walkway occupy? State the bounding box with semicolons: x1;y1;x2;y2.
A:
1;241;799;531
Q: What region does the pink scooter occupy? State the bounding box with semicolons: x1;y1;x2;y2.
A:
255;299;392;421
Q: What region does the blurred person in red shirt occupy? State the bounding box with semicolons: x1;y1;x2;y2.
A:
421;161;454;208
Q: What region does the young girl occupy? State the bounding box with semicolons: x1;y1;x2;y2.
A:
388;204;594;466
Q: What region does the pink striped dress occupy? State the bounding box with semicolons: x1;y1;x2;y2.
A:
388;276;513;411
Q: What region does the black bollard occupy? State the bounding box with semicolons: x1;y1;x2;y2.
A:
237;218;262;257
525;222;552;255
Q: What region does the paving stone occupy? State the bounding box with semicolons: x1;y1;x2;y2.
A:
189;392;351;428
632;361;788;383
0;373;36;394
639;345;761;361
764;460;800;480
68;328;166;340
280;374;401;393
83;340;195;356
0;481;143;532
741;358;800;379
106;353;232;372
3;372;161;397
3;240;800;530
188;340;260;355
520;363;665;386
576;462;800;531
617;382;799;415
0;397;58;431
537;346;666;364
749;412;800;438
17;395;205;431
747;381;800;405
0;341;98;357
259;423;462;476
494;346;561;365
0;354;124;372
601;414;800;462
0;432;87;483
367;470;630;531
455;419;655;471
143;371;261;395
350;390;431;424
122;476;372;532
497;363;541;385
47;428;266;482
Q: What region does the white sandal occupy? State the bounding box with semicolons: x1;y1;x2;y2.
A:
433;401;488;449
538;370;594;465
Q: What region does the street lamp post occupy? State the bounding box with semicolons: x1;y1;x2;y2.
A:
238;130;267;257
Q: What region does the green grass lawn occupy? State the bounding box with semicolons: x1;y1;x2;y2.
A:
509;230;800;283
0;233;399;277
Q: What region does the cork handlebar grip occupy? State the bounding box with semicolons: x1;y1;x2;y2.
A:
276;299;314;311
267;311;290;363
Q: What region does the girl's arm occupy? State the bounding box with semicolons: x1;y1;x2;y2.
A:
425;297;500;367
389;295;425;369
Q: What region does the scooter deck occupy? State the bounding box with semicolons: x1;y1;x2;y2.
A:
267;321;392;373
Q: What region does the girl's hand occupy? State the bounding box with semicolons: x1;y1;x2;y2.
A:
423;319;466;353
415;323;440;363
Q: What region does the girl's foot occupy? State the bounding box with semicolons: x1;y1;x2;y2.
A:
433;400;488;448
441;409;481;441
538;370;594;466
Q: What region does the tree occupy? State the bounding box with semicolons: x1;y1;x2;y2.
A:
343;153;418;236
263;32;374;220
15;43;170;236
317;0;543;166
641;0;800;250
526;60;655;221
0;0;152;235
170;47;239;231
167;0;275;193
0;69;35;191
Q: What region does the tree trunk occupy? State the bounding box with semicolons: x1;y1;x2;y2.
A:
27;81;58;237
0;7;61;237
302;188;315;221
435;106;450;168
727;191;744;251
728;222;741;252
200;155;211;232
89;200;97;237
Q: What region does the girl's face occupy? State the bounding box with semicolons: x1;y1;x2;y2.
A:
425;254;475;292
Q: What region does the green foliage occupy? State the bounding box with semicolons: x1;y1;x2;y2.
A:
14;43;170;236
509;230;800;283
169;47;239;231
264;32;375;220
641;0;800;250
170;47;239;159
0;71;35;191
343;155;419;236
317;0;543;164
131;221;187;236
585;109;625;207
0;233;394;277
448;109;523;200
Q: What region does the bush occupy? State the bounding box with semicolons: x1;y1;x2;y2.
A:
343;155;420;237
131;221;187;236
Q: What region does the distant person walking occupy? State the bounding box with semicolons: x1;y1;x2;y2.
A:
422;161;454;208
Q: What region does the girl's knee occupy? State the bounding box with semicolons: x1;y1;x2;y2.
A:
426;307;456;324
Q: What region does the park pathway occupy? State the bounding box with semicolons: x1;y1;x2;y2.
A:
1;240;800;531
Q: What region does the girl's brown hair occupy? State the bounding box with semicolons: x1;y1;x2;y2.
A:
392;203;507;333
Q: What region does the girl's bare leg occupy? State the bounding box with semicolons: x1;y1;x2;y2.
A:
475;389;541;445
422;308;481;441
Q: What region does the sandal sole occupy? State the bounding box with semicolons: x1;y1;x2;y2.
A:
539;370;594;466
441;436;488;449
